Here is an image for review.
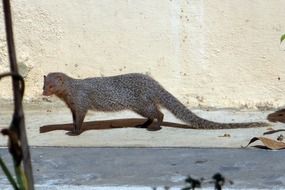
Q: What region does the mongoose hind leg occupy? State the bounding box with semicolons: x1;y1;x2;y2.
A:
135;118;154;129
147;110;164;131
134;106;164;131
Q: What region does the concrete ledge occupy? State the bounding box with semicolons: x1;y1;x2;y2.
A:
0;103;280;148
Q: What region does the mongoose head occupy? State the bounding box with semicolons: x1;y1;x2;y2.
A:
267;109;285;123
43;72;66;96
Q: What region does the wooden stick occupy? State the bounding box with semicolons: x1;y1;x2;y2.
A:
40;118;193;133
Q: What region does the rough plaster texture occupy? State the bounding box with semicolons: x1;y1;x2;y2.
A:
0;0;285;109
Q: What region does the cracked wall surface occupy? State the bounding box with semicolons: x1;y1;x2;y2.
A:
0;0;285;109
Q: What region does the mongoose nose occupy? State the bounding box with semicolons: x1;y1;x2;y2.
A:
42;90;49;96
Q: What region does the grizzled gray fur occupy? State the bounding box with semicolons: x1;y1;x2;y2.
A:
43;72;268;135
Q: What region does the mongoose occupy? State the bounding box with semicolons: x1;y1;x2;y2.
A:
43;72;268;135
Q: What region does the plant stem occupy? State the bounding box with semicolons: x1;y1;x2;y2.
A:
0;157;19;190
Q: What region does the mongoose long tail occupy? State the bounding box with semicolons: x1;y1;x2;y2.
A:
159;89;269;129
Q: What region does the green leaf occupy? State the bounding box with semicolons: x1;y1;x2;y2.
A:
13;159;26;190
281;34;285;43
0;157;19;190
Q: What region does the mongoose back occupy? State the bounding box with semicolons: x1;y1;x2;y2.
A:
43;72;268;135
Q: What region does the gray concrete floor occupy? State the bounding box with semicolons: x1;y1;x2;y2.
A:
1;147;285;189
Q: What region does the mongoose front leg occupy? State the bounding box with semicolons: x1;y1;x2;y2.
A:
67;109;86;136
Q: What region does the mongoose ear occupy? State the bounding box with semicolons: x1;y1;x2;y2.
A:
56;75;64;84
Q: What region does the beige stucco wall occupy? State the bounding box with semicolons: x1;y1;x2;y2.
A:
0;0;285;109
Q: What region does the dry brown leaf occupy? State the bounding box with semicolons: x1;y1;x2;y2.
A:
245;137;285;150
266;127;274;131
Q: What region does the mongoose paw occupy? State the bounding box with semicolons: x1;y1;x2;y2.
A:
147;126;162;131
135;124;147;129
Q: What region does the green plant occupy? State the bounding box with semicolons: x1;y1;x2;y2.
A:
281;34;285;43
0;74;29;190
181;176;202;190
0;157;19;189
0;0;34;189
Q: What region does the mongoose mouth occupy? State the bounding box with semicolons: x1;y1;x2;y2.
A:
42;90;52;96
